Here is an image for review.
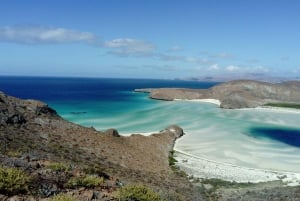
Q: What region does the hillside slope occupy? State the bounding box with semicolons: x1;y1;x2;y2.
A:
136;80;300;109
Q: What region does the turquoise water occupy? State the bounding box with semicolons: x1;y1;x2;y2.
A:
1;77;300;172
53;92;300;172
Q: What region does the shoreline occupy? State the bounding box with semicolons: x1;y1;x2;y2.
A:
174;149;300;186
120;128;300;187
173;98;221;106
252;106;300;114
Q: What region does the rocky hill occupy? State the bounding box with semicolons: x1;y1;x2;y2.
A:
136;80;300;109
0;91;198;200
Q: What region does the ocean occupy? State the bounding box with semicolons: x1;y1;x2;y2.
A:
1;76;300;172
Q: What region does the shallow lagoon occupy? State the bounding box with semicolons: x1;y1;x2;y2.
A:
54;92;300;172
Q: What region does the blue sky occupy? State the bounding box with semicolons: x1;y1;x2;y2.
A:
0;0;300;79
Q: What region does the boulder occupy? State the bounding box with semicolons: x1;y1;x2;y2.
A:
6;113;26;125
104;128;120;137
36;105;57;116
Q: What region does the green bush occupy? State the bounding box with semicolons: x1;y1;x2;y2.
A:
264;102;300;109
47;162;70;172
5;150;22;158
117;184;163;201
168;150;178;166
51;193;78;201
0;166;30;195
66;174;104;188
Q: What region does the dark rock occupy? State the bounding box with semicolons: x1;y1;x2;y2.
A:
92;191;101;199
36;106;57;116
0;154;30;169
39;183;58;197
6;113;26;125
0;96;5;103
104;128;120;137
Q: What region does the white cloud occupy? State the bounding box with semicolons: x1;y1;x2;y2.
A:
226;65;240;71
104;38;155;57
0;25;96;44
208;64;220;71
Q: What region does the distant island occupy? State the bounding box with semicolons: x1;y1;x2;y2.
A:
136;80;300;109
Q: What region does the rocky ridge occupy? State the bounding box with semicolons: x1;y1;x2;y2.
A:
135;80;300;109
0;91;197;200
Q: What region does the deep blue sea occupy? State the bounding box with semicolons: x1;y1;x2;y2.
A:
1;76;300;172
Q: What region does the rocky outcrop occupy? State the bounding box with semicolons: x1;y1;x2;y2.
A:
0;92;59;126
104;128;120;137
0;91;198;200
136;80;300;109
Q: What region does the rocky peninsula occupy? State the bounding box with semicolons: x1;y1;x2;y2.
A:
135;80;300;109
1;90;300;200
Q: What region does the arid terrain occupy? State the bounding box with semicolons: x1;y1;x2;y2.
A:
136;80;300;109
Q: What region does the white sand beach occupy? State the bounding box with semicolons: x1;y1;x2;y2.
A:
174;98;221;106
175;150;300;186
253;106;300;114
169;102;300;186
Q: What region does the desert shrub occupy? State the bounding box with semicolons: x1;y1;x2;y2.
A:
117;184;163;201
51;193;78;201
47;162;70;172
264;102;300;109
5;150;22;157
66;174;104;188
168;150;178;166
0;166;30;195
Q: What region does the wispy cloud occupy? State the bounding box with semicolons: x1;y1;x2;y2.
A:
157;53;186;61
208;64;220;71
0;25;96;44
246;59;260;63
209;52;233;59
225;65;240;72
157;53;213;65
104;38;155;57
167;45;183;52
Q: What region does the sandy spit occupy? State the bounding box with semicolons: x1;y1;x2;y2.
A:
174;150;300;186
